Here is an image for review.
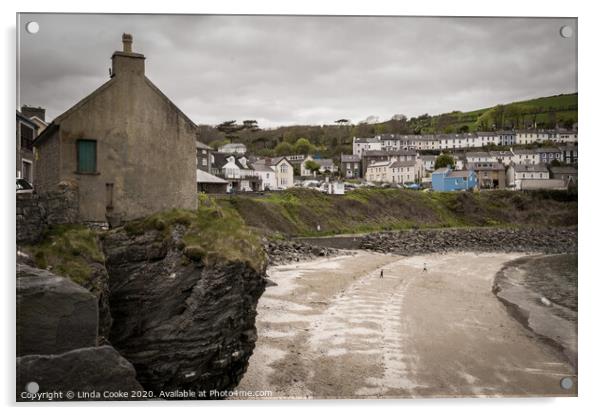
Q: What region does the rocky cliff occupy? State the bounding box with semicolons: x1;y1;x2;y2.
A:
17;195;269;399
103;224;266;396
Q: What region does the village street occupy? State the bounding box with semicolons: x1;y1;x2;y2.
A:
235;251;576;399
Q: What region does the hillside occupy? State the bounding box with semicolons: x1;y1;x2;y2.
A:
200;93;577;158
414;93;578;134
217;188;577;238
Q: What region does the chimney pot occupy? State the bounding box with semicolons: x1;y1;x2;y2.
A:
122;33;133;53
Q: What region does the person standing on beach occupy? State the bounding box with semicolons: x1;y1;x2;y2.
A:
380;269;384;278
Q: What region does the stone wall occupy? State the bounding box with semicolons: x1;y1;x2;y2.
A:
358;227;577;256
16;181;80;245
16;193;46;245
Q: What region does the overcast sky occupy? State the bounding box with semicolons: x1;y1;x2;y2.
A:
18;14;577;128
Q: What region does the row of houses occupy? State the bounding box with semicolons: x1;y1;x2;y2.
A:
431;163;577;192
340;144;577;181
353;130;577;154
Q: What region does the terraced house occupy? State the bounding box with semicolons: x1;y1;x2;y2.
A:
536;147;563;164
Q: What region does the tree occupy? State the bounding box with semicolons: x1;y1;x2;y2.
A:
434;153;455;170
274;141;294;156
216;120;245;142
242;120;260;132
294;137;314;155
304;160;321;174
209;139;229;151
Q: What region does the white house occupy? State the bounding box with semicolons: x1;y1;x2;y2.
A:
389;160;417;184
511;149;540;165
490;150;514;166
272;157;294;189
516;130;549;145
506;163;549;189
365;160;389;182
365;160;416;184
353;137;382;155
377;134;402;151
549;130;578;143
251;163;277;191
477;132;501;147
466;151;496;163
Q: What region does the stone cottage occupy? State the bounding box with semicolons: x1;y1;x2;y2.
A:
33;34;198;224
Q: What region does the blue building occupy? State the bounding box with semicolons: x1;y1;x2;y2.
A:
431;167;478;192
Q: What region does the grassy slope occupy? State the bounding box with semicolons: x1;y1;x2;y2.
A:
122;194;267;271
220;188;577;237
24;224;105;287
420;93;577;133
23;194;267;288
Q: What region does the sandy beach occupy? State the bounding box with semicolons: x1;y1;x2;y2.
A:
235;251;576;399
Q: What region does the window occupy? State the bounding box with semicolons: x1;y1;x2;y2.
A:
77;139;97;173
22;160;32;182
20;124;34;151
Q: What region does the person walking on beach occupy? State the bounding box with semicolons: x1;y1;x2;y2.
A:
423;262;428;272
380;269;384;278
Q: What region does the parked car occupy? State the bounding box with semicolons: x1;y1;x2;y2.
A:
404;183;422;190
16;178;34;194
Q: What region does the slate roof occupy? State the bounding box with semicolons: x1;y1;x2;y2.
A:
196;141;212;150
449;170;472;178
535;147;562;153
389;160;416;168
363;149;417;157
466;152;492;158
467;162;505;171
341;154;361;162
196;169;227;184
549;166;577;175
513;163;549;173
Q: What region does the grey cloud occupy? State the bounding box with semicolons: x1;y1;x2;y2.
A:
19;14;577;127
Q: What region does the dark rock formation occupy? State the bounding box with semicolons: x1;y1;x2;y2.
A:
358;227;577;256
103;225;267;397
16;265;98;356
17;346;143;401
264;239;340;265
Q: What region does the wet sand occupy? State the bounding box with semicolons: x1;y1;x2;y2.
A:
236;251;576;399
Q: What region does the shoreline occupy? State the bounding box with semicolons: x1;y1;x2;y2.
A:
492;254;577;369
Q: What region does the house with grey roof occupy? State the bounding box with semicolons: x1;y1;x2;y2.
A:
340;154;362;178
506;163;550;189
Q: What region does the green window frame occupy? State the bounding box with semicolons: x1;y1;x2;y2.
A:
76;139;97;173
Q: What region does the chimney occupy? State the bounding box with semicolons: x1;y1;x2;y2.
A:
111;33;145;78
122;33;133;52
21;105;46;121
